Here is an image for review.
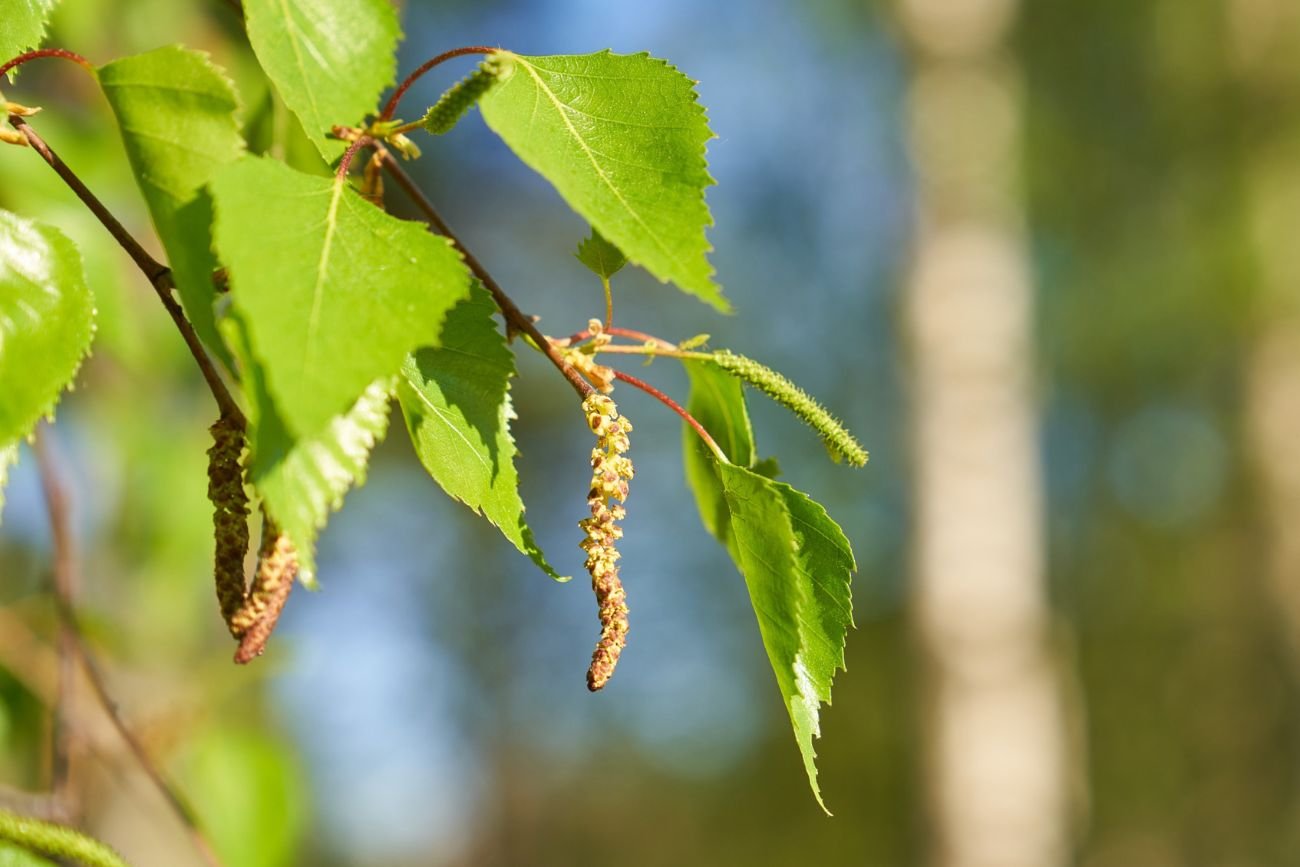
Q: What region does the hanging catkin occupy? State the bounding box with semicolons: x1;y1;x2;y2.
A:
232;517;298;664
206;414;249;637
580;394;634;691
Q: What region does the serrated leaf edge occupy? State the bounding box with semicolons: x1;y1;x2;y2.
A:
491;49;725;310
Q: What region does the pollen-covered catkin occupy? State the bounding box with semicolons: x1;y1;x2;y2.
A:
207;414;249;636
581;394;634;691
231;518;298;663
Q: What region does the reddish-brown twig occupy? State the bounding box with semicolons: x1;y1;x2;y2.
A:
375;146;595;399
610;370;727;462
0;49;92;80
380;46;498;121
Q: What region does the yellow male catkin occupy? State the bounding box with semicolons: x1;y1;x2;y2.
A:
581;394;634;691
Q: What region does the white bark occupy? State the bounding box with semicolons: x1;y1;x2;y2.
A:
900;2;1071;864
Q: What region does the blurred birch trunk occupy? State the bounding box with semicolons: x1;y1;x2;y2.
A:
898;2;1069;864
1238;0;1300;665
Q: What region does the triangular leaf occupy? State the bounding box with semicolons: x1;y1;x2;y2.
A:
224;315;391;585
1;0;58;74
397;284;565;581
716;462;855;813
682;359;754;541
243;0;399;159
0;209;94;446
479;51;725;311
211;155;471;438
575;226;626;280
98;46;245;363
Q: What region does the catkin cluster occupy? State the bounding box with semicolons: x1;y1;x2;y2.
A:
207;415;250;635
206;414;298;661
580;394;634;691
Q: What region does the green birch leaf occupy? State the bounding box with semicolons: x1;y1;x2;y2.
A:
98;46;245;362
243;0;399;160
1;0;58;73
0;210;94;446
224;315;391;586
575;226;626;279
479;51;725;311
716;462;855;813
397;284;565;582
211;155;471;438
682;359;754;541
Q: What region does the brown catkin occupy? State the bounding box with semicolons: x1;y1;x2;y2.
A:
580;394;633;691
207;414;250;637
231;518;298;664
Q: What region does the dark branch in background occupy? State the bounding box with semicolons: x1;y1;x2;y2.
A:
373;146;596;398
33;427;227;867
31;432;77;818
379;45;498;121
7;116;246;428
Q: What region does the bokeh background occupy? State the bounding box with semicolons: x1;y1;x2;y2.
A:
3;0;1300;864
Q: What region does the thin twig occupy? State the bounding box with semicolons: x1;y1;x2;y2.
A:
610;370;728;463
31;432;77;818
0;48;93;79
335;134;374;181
376;146;595;399
8;116;246;428
33;429;226;867
380;45;498;121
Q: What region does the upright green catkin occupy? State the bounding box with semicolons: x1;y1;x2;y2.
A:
420;56;507;135
580;394;633;691
709;350;868;467
207;414;250;636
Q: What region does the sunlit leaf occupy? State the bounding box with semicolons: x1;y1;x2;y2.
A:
398;284;565;582
0;209;94;447
243;0;399;159
479;51;724;311
716;462;855;812
1;0;58;72
99;46;245;361
682;359;754;541
211;155;470;437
